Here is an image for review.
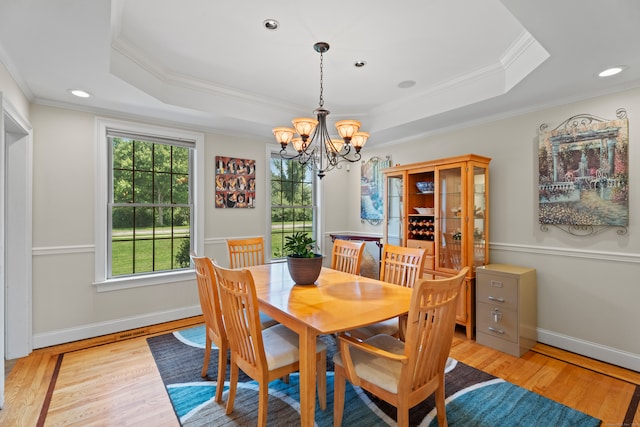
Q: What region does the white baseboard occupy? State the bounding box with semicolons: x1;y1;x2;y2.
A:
537;328;640;372
32;305;202;349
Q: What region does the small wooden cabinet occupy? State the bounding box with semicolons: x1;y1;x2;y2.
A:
476;264;537;356
383;154;491;338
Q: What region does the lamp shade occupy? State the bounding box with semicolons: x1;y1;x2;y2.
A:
335;120;361;140
272;127;296;148
326;138;345;154
292;118;318;139
291;137;306;153
351;132;369;152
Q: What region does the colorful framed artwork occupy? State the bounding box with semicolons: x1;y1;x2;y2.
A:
361;156;391;225
538;109;628;231
215;156;256;208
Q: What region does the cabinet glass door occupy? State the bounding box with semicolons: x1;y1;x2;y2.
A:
472;166;488;268
437;165;463;271
386;175;404;246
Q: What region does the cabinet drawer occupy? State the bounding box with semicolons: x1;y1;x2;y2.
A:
476;302;517;343
407;239;434;254
477;275;518;310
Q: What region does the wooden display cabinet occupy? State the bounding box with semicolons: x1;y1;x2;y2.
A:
383;154;491;338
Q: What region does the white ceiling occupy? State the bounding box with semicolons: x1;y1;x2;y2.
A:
1;0;639;145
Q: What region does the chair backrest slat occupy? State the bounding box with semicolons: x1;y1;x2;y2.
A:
379;244;426;287
331;239;366;275
227;237;265;268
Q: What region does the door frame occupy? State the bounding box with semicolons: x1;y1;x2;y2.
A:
1;96;33;408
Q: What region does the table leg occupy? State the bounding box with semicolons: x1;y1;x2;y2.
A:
299;326;317;427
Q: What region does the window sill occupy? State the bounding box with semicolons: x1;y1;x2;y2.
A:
94;269;195;293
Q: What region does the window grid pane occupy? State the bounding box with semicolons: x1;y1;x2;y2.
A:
110;136;192;277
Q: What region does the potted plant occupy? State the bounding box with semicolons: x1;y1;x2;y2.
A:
283;231;323;285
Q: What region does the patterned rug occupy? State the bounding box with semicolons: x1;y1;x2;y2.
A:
147;325;602;426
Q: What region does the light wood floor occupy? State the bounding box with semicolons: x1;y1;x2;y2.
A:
1;317;638;426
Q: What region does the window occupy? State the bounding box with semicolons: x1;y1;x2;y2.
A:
270;155;315;259
96;119;204;291
109;133;192;276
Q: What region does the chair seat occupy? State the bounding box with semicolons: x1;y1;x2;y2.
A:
334;334;404;393
263;324;327;370
350;318;398;339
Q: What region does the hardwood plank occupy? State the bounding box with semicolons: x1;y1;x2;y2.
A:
533;342;640;385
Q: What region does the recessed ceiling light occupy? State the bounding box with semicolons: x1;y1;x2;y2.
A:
70;89;91;98
398;80;416;89
598;66;625;77
263;19;279;30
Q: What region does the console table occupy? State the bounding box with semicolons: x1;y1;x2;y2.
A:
329;234;383;260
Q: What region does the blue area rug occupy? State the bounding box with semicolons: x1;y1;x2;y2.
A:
147;325;601;426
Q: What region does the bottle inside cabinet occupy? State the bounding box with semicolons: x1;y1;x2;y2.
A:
408;215;435;240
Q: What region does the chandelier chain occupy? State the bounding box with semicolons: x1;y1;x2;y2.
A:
319;50;324;108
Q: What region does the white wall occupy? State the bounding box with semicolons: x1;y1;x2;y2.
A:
338;87;640;370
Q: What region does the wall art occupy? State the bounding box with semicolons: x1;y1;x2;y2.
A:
538;109;628;234
361;156;391;225
215;156;255;208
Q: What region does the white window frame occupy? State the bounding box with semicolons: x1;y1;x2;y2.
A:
95;118;204;292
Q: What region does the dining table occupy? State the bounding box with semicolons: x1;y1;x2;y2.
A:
246;262;413;427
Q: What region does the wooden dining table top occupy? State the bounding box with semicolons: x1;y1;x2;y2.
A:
246;262;413;335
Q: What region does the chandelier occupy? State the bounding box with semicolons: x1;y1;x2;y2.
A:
272;42;369;179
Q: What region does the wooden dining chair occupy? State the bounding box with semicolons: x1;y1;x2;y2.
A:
226;236;277;328
212;262;328;427
331;239;366;275
227;236;265;269
190;253;228;403
348;244;426;340
444;233;463;270
333;267;469;427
